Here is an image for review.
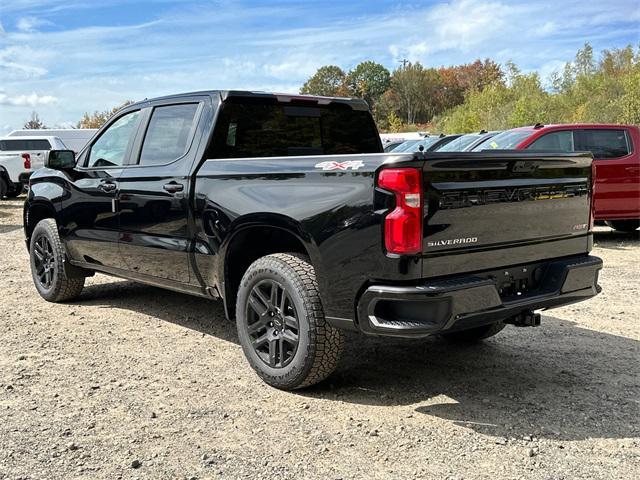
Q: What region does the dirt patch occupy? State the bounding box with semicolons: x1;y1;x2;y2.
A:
1;196;639;479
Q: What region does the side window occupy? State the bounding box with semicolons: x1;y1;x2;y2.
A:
0;139;51;150
139;103;199;165
577;129;630;159
87;110;140;168
527;131;574;152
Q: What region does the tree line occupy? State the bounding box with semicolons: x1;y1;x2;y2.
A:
21;43;638;134
21;101;134;130
300;43;640;133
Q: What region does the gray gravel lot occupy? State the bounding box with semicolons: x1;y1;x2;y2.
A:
1;196;639;479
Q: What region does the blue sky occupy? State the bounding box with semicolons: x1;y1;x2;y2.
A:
1;0;638;133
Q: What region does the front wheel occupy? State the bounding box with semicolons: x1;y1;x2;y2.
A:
29;219;85;302
236;253;344;390
605;220;639;233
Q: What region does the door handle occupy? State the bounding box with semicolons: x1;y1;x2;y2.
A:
163;182;184;193
99;182;117;193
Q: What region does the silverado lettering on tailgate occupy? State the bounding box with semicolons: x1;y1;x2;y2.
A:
438;183;589;209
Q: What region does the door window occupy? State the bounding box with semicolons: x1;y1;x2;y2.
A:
139;103;199;165
527;131;574;152
577;129;630;159
87;110;140;168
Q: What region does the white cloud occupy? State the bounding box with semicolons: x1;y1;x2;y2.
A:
16;16;52;32
0;92;58;106
0;0;638;132
0;45;51;78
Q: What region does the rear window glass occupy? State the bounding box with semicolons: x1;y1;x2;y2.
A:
472;130;531;151
527;130;575;152
578;129;630;159
208;100;381;158
0;139;52;151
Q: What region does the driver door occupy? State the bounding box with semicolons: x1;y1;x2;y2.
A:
61;109;142;269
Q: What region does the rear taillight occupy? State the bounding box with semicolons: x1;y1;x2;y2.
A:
378;168;423;255
22;153;31;169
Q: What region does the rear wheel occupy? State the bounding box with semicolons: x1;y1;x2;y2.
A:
29;219;85;302
605;220;640;233
236;253;344;390
0;177;8;199
5;183;21;198
442;321;506;343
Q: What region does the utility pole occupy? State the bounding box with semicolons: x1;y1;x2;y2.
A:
399;58;409;69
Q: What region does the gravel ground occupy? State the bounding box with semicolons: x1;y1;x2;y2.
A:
1;196;639;480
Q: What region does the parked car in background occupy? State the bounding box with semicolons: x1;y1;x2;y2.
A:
7;129;97;153
391;139;422;152
392;134;462;153
23;90;601;389
383;140;404;152
474;124;640;232
436;130;501;152
0;130;97;198
0;136;66;198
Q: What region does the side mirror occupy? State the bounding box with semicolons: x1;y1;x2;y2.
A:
46;150;76;170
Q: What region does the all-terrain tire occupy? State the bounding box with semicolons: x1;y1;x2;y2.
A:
442;321;506;343
29;218;85;302
236;253;344;390
605;220;640;233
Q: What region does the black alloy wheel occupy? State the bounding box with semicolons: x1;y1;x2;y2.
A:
245;279;300;368
29;218;85;302
235;253;344;390
33;234;56;289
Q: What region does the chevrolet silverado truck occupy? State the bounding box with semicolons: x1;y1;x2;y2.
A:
24;91;603;389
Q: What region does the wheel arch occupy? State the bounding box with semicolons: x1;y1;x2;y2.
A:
221;215;321;320
25;200;58;248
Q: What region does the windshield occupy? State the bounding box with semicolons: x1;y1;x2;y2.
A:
435;134;481;152
472;130;532;151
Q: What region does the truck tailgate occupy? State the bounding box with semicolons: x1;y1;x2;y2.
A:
421;152;593;277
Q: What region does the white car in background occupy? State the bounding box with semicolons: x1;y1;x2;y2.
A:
6;129;97;153
0;129;97;199
0;136;63;198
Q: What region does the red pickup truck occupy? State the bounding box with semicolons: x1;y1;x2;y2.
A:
474;124;640;232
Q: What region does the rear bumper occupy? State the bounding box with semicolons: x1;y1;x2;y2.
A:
354;255;602;338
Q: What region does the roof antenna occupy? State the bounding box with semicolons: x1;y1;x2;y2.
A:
534;123;544;129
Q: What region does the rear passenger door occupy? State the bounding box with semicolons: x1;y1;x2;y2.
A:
117;98;205;283
575;128;637;220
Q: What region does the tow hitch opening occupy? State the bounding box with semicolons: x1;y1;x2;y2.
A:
506;311;541;327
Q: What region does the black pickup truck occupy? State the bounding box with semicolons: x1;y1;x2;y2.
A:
24;90;602;389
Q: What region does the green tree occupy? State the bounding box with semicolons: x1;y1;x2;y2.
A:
390;62;443;124
24;111;46;129
77;100;134;129
345;61;391;107
300;66;348;96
